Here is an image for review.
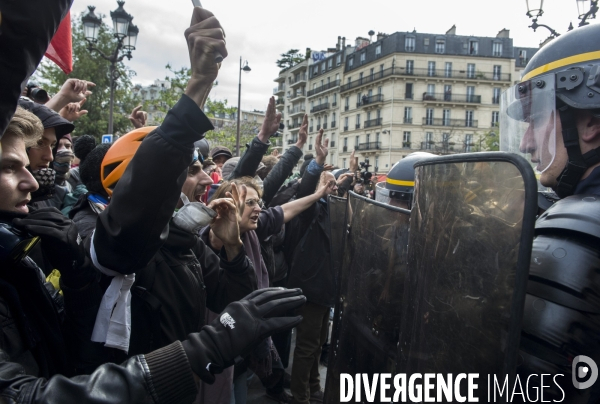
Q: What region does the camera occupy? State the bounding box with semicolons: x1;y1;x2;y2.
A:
358;158;373;183
26;83;49;104
270;122;285;138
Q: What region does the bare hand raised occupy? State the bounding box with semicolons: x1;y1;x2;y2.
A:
314;129;329;165
258;97;282;143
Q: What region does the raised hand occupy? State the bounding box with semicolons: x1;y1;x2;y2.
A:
128;105;148;129
314;129;329;165
59;99;88;122
258;97;282;143
184;7;227;108
349;149;359;172
47;79;96;112
296;114;308;148
317;179;337;198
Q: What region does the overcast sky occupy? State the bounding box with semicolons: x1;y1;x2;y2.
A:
67;0;598;112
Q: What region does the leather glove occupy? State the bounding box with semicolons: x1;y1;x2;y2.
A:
182;287;305;384
53;149;74;182
13;207;91;288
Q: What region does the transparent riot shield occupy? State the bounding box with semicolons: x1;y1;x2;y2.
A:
397;153;537;400
325;193;411;404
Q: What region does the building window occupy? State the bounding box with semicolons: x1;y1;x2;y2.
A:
380;64;384;75
519;50;527;65
405;36;415;52
443;133;450;143
355;136;360;147
343;158;347;168
492;42;503;57
366;133;371;144
406;60;414;75
356;114;361;128
426;108;434;125
445;62;452;78
427;84;436;96
403;131;411;148
348;57;354;67
314;65;319;75
336;54;342;66
424;37;430;46
370;68;374;80
443;109;451;126
333;94;337;105
321;62;326;71
467;63;476;79
375;157;379;169
366;111;371;121
359;72;363;83
492;111;499;126
469;39;478;55
435;38;445;54
493;88;501;104
425;132;433;149
328;59;333;69
345;97;349;111
356;93;361;105
244;114;248;121
405;83;413;99
332;112;336;123
465;134;473;152
360;52;366;63
344;116;349;128
466;86;475;102
404;107;412;123
493;65;502;81
376;133;380;143
344;137;348;147
466;110;474;127
427;61;436;76
375;44;381;55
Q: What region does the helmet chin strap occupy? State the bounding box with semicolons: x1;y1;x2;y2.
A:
555;104;600;198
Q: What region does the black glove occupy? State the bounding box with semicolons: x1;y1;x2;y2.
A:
13;207;90;287
182;287;305;384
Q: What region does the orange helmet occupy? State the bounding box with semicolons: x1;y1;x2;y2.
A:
101;126;157;196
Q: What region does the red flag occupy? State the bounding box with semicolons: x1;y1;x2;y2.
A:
45;11;73;74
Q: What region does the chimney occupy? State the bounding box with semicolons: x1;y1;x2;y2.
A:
446;24;456;35
496;28;510;38
342;37;346;49
376;32;386;41
337;36;341;51
368;30;375;43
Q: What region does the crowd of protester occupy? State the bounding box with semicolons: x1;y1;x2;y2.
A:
0;3;382;404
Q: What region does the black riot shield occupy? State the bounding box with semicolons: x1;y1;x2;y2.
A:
328;195;348;280
325;192;411;404
397;153;537;401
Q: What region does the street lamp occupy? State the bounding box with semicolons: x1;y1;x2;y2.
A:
235;57;251;156
82;1;138;135
525;0;597;37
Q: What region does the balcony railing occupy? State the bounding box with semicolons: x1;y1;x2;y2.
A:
290;91;306;100
343;145;348;152
355;123;361;129
322;123;328;129
422;93;481;104
344;126;349;131
364;118;382;128
340;67;511;93
404;117;413;124
492;96;500;104
405;93;414;100
357;94;384;107
317;124;321;130
344;105;350;111
276;98;285;106
307;80;341;97
310;103;330;113
289;122;302;130
289;106;306;116
356;141;382;151
330;141;336;147
290;74;307;87
331;121;336;128
422;118;479;128
332;102;337;107
273;85;285;95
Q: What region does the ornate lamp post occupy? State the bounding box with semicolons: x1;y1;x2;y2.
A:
235;58;251;156
525;0;597;37
82;1;139;135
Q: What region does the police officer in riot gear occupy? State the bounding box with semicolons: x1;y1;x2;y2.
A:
501;23;600;403
375;152;435;209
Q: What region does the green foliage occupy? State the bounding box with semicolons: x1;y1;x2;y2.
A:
276;49;305;70
475;126;500;151
38;14;138;138
204;120;260;155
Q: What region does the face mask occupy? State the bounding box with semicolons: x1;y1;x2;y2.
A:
172;193;217;233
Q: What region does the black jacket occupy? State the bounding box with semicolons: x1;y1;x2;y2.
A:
0;0;71;137
283;167;336;307
230;136;303;206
